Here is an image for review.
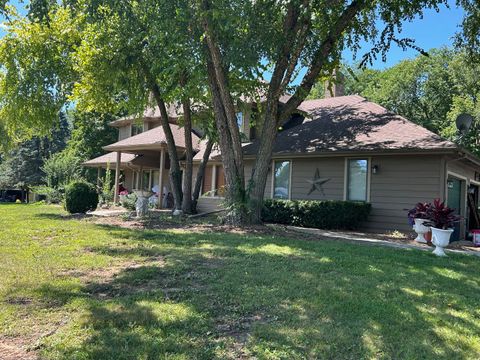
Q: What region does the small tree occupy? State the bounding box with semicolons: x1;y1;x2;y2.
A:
99;163;114;205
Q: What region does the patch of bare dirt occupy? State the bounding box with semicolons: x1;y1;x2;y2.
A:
214;313;275;359
90;213;280;236
0;337;38;360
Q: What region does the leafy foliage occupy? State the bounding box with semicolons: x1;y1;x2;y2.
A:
425;198;462;230
64;181;98;214
42;151;82;190
0;112;70;189
63;110;117;162
99;164;114;205
0;6;80;149
262;199;371;230
120;193;137;211
343;48;480;155
407;202;432;225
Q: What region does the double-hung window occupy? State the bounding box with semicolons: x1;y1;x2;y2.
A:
131;123;143;136
347;159;369;201
273;160;291;199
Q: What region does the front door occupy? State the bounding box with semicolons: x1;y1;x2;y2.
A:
447;177;463;242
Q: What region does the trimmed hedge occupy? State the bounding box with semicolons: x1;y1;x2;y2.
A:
65;182;99;214
262;199;371;230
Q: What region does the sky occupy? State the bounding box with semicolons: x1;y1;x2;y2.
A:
1;0;466;71
342;0;465;69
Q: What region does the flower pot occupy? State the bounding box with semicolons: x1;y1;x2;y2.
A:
431;227;454;257
413;219;430;243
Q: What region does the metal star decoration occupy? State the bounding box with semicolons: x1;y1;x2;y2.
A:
307;168;331;196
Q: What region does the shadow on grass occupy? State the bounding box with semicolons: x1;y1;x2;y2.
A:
34;223;480;359
33;212;93;221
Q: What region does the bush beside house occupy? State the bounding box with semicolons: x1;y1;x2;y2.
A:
65;182;99;214
262;199;371;230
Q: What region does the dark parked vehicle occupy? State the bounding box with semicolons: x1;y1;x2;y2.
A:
0;190;26;202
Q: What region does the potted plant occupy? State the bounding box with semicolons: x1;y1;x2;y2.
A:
407;202;432;244
425;199;461;257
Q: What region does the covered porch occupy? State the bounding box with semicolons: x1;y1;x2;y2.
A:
84;150;171;208
85;124;200;208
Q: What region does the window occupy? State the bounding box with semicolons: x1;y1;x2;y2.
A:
236;112;244;132
131;123;143;136
273;161;291;199
347;159;369;201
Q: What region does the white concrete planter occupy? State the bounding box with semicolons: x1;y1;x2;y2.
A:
431;227;454;257
133;190;153;217
413;219;430;243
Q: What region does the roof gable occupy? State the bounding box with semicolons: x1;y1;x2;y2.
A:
243;95;456;156
104;123;201;152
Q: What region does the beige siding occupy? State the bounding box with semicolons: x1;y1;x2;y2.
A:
283;155;443;232
194;154;451;233
118;125;131;141
447;158;479;181
367;155;442;232
289;158;345;201
197;197;224;213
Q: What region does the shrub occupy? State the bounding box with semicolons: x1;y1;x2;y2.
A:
31;185;64;204
65;182;99;214
262;199;371;230
120;193;137;211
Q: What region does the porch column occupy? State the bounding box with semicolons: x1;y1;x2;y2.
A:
113;152;121;204
148;170;153;191
158;148;166;208
212;165;217;196
96;167;101;192
139;166;144;190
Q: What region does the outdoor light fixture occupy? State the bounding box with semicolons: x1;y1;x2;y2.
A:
372;165;379;174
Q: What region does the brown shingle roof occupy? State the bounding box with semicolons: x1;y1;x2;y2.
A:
103;124;201;152
193;140;222;161
243;95;456;156
83;152;136;167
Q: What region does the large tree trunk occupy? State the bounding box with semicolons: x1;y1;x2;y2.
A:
201;0;247;225
191;138;214;213
249;109;280;223
150;87;183;212
181;98;194;214
141;60;184;211
248;0;368;223
206;56;247;225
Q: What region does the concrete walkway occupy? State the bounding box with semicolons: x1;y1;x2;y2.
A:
89;209;129;217
270;224;480;257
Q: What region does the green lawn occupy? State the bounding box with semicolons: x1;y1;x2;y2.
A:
1;204;480;359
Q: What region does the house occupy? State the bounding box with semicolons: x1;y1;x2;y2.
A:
84;95;480;240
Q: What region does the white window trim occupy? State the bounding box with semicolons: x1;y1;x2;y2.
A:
271;159;293;200
343;157;371;202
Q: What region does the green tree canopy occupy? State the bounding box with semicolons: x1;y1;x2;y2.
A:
341;48;480;156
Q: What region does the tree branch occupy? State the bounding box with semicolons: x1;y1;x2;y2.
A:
281;0;368;119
